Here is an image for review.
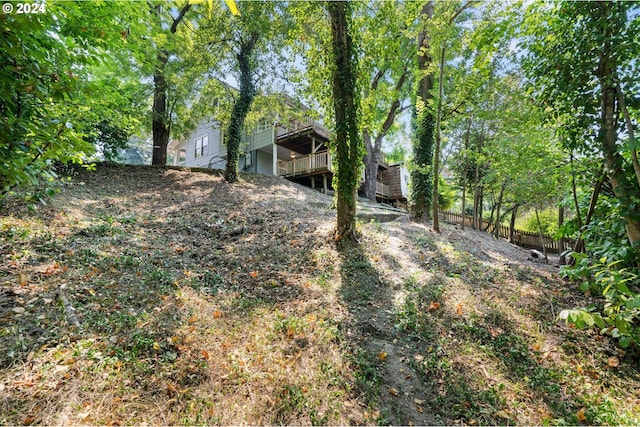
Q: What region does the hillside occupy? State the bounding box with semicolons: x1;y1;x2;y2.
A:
1;164;638;425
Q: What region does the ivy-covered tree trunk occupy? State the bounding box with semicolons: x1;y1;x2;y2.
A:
410;0;435;221
152;49;169;166
328;0;362;241
225;34;258;183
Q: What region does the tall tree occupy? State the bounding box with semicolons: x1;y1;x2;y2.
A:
195;1;286;183
522;1;640;246
359;1;415;202
410;1;436;221
328;1;362;241
146;2;198;166
0;1;143;204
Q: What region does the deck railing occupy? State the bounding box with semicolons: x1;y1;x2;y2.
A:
277;151;332;177
276;117;330;140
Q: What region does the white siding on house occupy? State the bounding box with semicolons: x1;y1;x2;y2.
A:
400;165;409;198
183;121;225;168
243;128;273;152
255;150;274;175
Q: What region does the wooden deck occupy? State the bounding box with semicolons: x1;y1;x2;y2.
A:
277;151;332;177
276;117;330;155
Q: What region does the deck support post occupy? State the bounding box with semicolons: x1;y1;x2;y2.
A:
311;177;315;190
323;174;328;194
272;142;278;176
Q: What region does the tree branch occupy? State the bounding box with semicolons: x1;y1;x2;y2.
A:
170;3;193;33
448;1;477;24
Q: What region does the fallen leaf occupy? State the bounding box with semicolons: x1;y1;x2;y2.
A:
388;388;399;396
18;273;28;286
201;349;210;360
78;408;92;420
414;398;425;405
455;303;463;315
607;356;619;368
576;407;587;422
417;406;424;413
428;301;440;311
12;307;25;314
377;351;388;361
576;365;583;374
23;416;37;425
249;271;258;278
188;316;198;324
532;343;541;352
213;310;222;319
496;410;511;419
153;342;161;351
414;354;424;363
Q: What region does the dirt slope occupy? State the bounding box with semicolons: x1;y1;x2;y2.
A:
0;164;638;426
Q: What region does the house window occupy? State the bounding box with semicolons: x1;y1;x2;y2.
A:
256;118;270;133
195;135;209;158
178;149;186;164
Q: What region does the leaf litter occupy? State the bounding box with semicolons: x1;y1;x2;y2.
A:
0;164;638;425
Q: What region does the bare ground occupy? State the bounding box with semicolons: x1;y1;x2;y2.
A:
1;164;638;425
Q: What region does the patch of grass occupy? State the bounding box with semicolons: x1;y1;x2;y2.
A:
395;274;445;339
349;348;383;403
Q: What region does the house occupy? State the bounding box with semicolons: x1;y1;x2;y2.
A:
168;104;409;204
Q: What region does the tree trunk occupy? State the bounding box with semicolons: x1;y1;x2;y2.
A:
410;1;435;221
493;182;505;239
509;204;518;243
573;169;605;255
461;117;471;230
472;161;480;229
363;68;407;203
535;209;549;264
615;79;640;189
328;1;361;241
484;194;495;232
363;131;379;201
152;49;169;166
570;154;583;231
432;45;446;234
558;204;564;229
225;34;258;183
151;3;192;166
596;2;640;245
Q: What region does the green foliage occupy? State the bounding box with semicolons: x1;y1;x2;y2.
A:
437;176;455;211
560;255;640;349
515;207;559;237
85;120;131;162
384;143;408;164
560;193;640;348
0;1;148;204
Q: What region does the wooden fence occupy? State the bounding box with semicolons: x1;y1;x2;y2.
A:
438;210;573;254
